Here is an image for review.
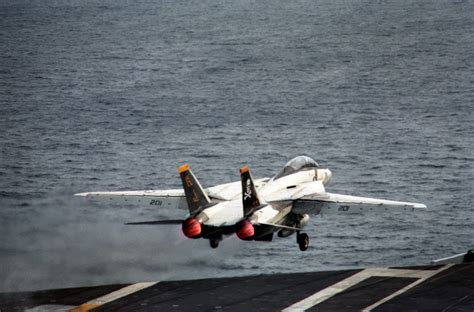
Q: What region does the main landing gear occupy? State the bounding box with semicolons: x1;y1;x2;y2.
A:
297;232;309;251
209;239;220;249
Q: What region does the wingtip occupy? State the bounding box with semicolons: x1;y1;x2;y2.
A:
74;192;89;197
178;163;190;173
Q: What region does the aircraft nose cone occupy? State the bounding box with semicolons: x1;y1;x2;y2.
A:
324;169;332;185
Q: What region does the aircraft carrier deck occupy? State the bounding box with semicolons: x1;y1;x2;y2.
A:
1;262;473;311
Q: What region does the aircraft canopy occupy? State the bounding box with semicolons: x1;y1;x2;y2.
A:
274;156;319;180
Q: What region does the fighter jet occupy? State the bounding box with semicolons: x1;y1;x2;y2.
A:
75;156;426;251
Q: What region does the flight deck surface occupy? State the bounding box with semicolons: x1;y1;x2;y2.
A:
1;264;472;311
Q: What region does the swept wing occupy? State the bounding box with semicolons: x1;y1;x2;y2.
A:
293;192;427;215
74;189;187;209
74;178;270;210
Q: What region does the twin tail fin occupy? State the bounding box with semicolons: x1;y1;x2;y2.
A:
240;165;265;216
178;164;211;215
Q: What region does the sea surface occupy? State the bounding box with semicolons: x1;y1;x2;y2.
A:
1;0;473;292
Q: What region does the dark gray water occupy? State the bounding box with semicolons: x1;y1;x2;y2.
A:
1;0;473;292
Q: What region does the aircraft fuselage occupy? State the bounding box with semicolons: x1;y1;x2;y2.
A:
192;167;332;242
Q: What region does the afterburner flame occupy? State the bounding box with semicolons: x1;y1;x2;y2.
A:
236;220;254;240
182;218;202;238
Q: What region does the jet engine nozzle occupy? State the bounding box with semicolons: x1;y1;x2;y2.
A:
236;220;254;240
182;217;202;238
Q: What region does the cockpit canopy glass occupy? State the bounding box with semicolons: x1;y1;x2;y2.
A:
273;156;319;180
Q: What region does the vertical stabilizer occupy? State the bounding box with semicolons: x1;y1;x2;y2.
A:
178;164;211;215
240;165;265;216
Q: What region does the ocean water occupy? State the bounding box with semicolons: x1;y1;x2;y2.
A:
0;0;473;292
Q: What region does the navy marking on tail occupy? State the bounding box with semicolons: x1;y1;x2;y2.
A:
178;164;211;215
240;165;265;216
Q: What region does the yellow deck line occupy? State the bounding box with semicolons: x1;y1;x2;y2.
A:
69;281;158;312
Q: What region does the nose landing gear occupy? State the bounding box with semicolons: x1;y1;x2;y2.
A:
297;232;309;251
209;239;220;249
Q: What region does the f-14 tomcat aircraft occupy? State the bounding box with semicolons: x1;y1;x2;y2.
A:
75;156;426;251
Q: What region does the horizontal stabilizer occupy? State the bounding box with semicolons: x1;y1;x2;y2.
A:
125;220;183;225
258;222;301;231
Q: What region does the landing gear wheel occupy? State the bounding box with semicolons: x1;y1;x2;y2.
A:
210;239;220;249
297;233;309;251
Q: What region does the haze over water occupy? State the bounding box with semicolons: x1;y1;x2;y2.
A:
1;0;473;291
